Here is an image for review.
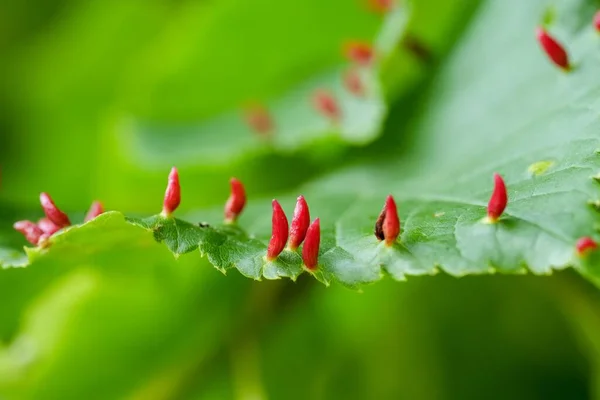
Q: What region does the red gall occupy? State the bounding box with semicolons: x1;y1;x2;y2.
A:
312;89;341;122
14;220;44;245
535;27;570;71
595;11;600;32
576;237;597;256
288;195;310;250
375;195;400;246
343;68;365;97
224;178;246;223
243;104;273;136
84;201;104;222
302;218;320;270
343;41;374;66
266;200;289;261
40;192;71;228
487;173;507;223
38;218;61;235
162;167;181;216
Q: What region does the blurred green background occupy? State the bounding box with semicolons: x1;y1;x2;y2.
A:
1;0;600;398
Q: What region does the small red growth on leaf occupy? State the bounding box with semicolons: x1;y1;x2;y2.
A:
594;11;600;32
535;27;570;70
40;192;71;228
266;200;289;260
312;89;341;122
487;173;507;222
343;41;374;65
162;167;181;216
302;218;320;270
367;0;394;13
224;178;246;223
576;237;597;256
84;201;104;222
288;195;310;250
343;68;365;96
14;220;44;245
37;218;61;235
375;195;400;246
243;104;273;136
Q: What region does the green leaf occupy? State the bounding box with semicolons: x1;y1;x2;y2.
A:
3;0;600;290
1;0;478;214
114;4;409;171
0;212;254;398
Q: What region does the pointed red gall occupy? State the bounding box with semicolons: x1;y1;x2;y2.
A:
302;218;320;270
312;89;341;122
576;237;597;256
343;68;365;96
535;27;570;71
243;104;273;136
40;192;71;228
266;200;289;261
487;173;507;223
595;11;600;32
375;195;400;246
288;195;310;250
343;41;374;66
13;220;44;245
224;178;246;223
84;201;104;222
162;167;180;216
37;218;61;235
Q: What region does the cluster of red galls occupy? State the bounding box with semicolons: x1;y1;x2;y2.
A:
160;169;598;270
243;39;375;137
161;168;322;270
13;168;598;268
536;11;600;71
13;8;600;262
242;12;600;142
13;196;103;247
243;0;398;137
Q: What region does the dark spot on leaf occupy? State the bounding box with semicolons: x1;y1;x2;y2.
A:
374;208;386;241
401;34;433;64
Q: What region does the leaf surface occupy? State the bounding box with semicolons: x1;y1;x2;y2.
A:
3;0;600;289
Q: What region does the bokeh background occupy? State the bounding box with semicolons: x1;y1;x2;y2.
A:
2;0;600;399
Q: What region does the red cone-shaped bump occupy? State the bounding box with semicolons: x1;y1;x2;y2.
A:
302;218;321;270
266;200;289;260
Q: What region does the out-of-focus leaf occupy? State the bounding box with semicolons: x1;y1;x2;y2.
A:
0;212;252;399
